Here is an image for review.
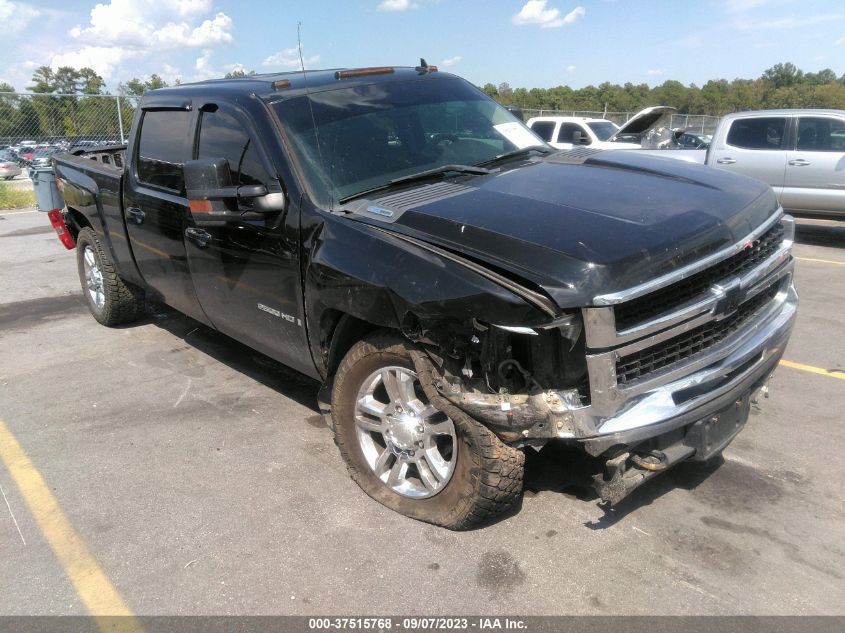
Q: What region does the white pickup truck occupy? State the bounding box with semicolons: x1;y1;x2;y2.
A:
638;109;845;219
526;106;676;150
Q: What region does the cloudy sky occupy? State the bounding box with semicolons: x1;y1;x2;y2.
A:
1;0;844;92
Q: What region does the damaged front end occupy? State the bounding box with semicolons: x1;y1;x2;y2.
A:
400;215;798;506
407;317;591;444
310;198;798;508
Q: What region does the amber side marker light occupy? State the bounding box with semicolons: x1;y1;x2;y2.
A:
335;67;394;80
272;79;291;90
188;199;213;213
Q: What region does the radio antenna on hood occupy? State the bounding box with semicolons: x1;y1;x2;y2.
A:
297;22;329;206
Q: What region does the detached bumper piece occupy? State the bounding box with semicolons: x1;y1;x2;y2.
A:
593;393;753;505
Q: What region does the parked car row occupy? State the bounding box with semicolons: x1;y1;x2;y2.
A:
0;144;62;169
0;138;125;168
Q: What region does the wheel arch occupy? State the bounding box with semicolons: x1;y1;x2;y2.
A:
314;310;394;431
321;311;387;379
64;205;91;239
304;214;552;382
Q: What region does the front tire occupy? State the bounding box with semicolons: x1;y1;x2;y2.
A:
76;227;145;326
332;332;525;529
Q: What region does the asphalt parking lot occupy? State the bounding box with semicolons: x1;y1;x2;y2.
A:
0;208;843;616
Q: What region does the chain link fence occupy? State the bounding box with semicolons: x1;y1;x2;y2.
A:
518;108;721;133
0;92;142;207
0;92;141;150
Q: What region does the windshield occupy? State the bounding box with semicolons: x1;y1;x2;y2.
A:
272;77;546;206
586;121;619;141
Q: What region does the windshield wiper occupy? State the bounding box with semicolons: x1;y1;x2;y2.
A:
338;164;492;204
477;146;553;168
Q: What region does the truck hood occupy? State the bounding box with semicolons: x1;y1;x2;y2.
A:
609;105;677;142
346;150;779;310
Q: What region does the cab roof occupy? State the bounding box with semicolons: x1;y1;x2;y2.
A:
144;66;455;103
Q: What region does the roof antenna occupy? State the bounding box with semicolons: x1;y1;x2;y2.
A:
415;58;437;74
298;21;329;207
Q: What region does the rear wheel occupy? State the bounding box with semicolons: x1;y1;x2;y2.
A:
332;332;525;529
76;227;145;326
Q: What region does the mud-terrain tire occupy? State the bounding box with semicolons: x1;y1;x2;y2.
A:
76;227;145;326
332;332;525;530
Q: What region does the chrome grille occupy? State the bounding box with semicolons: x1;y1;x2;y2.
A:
615;221;785;331
616;280;782;385
583;213;795;419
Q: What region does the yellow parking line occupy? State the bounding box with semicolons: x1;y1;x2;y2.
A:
0;420;143;632
795;256;845;266
780;360;845;381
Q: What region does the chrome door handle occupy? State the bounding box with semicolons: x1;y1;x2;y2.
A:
788;159;811;166
185;227;212;248
127;207;145;224
716;157;736;164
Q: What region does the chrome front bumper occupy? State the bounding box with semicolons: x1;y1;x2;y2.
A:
563;212;797;454
574;282;796;454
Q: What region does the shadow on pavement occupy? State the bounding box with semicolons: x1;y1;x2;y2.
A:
522;439;725;529
794;221;845;248
124;303;729;529
583;457;725;529
132;303;322;414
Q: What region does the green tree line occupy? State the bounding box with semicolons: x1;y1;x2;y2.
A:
482;63;845;114
0;67;170;142
4;62;845;142
0;66;263;142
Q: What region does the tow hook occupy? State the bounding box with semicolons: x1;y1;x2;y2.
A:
629;450;669;472
593;444;695;505
751;379;771;410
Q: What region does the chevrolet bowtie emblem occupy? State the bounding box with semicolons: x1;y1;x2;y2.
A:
713;278;744;319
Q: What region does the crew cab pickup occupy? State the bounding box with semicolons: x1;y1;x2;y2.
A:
639;109;845;219
52;66;798;529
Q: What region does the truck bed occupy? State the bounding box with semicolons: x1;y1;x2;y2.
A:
65;144;127;173
53;146;137;281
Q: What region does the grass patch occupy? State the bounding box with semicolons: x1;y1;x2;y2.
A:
0;183;36;210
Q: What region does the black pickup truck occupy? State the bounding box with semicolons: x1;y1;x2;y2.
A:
52;65;798;529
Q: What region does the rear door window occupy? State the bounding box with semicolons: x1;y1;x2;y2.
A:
557;122;589;144
137;110;190;192
795;117;845;151
726;117;787;150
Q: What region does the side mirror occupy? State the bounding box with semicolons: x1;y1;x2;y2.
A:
183;158;286;225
